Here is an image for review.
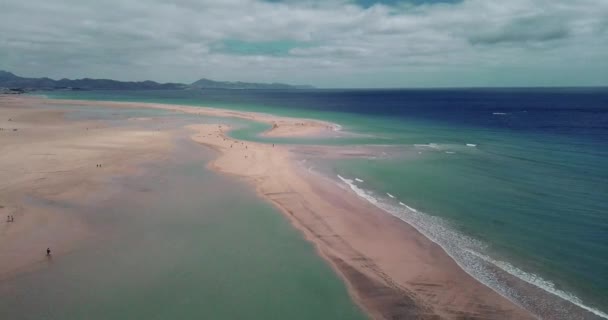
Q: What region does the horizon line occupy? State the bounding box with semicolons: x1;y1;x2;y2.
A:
2;69;607;91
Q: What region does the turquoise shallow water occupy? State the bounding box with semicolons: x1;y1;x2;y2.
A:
328;136;607;317
41;89;608;319
0;112;366;319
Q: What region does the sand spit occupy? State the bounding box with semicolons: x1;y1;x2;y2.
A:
1;96;533;319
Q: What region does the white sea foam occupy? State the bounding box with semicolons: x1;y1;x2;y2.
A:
403;204;418;213
337;175;378;204
336;174;608;319
445;151;455;154
414;143;440;149
469;251;608;319
355;178;364;182
386;192;395;198
493;112;508;115
466;143;477;147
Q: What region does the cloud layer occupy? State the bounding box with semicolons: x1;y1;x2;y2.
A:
1;0;607;87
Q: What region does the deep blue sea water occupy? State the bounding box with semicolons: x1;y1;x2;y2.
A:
44;88;608;319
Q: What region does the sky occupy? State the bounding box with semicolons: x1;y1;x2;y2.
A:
1;0;607;88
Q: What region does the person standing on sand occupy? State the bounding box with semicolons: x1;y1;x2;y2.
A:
46;248;51;256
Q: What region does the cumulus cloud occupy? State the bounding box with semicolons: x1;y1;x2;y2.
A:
0;0;606;87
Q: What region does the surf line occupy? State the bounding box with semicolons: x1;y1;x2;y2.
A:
338;174;608;319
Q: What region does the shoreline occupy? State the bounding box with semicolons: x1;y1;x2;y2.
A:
2;95;534;319
34;96;341;138
188;123;533;319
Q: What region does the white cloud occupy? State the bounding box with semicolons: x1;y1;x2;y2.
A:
0;0;606;87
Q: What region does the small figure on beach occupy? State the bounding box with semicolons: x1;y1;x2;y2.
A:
46;248;51;256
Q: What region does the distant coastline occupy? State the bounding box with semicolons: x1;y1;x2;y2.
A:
0;70;314;92
3;70;606;93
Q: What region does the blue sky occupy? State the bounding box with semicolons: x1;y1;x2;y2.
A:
1;0;607;87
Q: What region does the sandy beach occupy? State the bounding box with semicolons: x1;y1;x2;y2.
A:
0;95;534;319
0;96;173;279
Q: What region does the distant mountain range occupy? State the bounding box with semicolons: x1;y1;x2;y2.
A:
0;70;314;91
190;78;313;90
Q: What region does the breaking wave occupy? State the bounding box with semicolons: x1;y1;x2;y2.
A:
336;174;608;319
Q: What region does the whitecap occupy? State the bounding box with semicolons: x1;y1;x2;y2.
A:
415;143;440;149
355;178;364;183
466;143;477;147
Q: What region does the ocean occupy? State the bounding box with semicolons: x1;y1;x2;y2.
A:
44;88;608;318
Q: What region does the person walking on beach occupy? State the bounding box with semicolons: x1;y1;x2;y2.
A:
46;248;51;256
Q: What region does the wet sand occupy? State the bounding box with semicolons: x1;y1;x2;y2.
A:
0;96;172;279
0;95;534;319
